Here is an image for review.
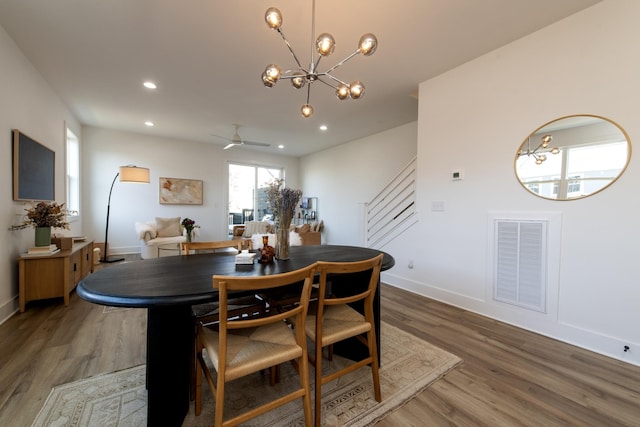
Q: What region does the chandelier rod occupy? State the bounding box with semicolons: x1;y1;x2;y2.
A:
277;28;304;71
323;50;361;75
310;0;316;70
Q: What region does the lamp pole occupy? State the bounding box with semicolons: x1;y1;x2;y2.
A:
101;172;125;263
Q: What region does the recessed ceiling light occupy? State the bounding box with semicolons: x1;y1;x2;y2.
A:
319;125;328;131
278;144;284;149
144;121;155;127
143;81;157;89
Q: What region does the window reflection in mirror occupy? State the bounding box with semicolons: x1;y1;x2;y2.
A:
515;115;631;200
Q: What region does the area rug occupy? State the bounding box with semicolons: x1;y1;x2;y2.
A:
32;322;461;427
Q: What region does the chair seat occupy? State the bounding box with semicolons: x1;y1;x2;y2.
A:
305;304;370;348
200;321;302;382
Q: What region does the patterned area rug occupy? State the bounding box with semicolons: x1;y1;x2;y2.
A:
32;322;461;427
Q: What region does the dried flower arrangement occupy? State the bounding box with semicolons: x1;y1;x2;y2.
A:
265;179;302;259
9;202;71;230
265;179;302;226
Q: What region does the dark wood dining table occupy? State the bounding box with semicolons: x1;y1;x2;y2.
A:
77;244;394;427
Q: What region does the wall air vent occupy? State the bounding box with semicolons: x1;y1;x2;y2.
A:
493;219;547;312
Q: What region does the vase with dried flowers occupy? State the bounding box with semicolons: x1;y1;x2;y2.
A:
181;217;199;242
265;178;302;260
9;202;71;247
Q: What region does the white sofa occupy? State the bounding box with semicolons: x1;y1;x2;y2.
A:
135;217;188;259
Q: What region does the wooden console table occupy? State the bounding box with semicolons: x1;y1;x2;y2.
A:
18;240;94;312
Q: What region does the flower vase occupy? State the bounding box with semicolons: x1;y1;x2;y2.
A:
35;226;51;247
275;221;291;260
186;231;192;243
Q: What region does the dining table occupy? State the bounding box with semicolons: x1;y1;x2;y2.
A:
77;244;394;427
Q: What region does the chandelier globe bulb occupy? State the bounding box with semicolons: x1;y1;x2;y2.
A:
265;7;283;30
551;147;560;155
262;72;274;87
301;104;313;118
262;64;281;87
349;81;365;99
291;71;307;89
336;83;350;100
316;33;336;56
358;33;378;56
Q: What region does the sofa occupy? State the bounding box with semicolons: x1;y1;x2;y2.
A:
135;217;188;259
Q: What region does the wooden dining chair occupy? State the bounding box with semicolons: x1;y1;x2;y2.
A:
305;253;384;426
183;240;268;400
182;240;265;324
195;264;317;427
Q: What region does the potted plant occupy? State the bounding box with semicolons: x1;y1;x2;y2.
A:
9;202;71;246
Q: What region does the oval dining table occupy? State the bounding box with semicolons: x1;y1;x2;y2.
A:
77;244;394;427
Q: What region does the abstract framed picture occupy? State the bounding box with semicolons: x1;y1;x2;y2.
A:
159;177;203;205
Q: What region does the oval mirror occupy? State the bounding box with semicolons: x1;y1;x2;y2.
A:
515;115;631;200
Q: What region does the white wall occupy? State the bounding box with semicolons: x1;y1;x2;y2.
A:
0;25;82;322
82;126;301;254
381;0;640;366
300;122;417;245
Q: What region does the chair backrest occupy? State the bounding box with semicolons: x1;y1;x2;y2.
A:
181;240;243;255
213;264;317;345
315;253;384;316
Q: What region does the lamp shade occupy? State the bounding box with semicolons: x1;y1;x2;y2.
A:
119;166;150;183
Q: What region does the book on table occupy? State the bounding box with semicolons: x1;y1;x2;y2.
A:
235;251;256;265
27;244;58;254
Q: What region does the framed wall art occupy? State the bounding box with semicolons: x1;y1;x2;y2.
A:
159;177;203;205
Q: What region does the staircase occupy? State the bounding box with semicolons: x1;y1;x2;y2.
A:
365;156;418;249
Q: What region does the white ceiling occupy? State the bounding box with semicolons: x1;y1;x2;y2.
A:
0;0;599;157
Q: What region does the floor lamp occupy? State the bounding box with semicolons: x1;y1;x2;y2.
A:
101;165;150;263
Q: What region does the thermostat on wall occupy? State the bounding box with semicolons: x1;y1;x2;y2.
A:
452;170;464;181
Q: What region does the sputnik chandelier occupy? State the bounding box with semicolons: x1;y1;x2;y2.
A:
520;134;560;164
261;0;378;118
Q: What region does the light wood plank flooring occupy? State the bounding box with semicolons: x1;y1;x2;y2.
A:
1;261;639;426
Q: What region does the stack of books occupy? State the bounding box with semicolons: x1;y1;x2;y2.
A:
25;244;60;256
235;250;256;265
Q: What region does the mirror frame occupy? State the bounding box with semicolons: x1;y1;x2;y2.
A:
515;114;632;201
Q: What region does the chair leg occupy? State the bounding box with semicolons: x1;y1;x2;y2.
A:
298;354;313;427
195;340;203;416
269;365;281;386
368;330;382;402
190;320;198;401
215;373;225;427
314;342;323;427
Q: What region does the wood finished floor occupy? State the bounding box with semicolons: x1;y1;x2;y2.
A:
0;259;639;426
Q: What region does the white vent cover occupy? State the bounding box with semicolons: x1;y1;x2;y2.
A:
494;219;547;312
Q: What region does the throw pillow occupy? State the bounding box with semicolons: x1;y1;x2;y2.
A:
242;221;269;237
156;217;182;237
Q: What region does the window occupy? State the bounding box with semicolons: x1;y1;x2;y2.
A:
228;163;282;233
66;128;80;218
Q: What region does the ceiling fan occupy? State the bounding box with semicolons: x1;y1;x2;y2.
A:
212;124;271;150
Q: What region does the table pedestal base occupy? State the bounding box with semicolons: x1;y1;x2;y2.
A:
147;306;192;426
